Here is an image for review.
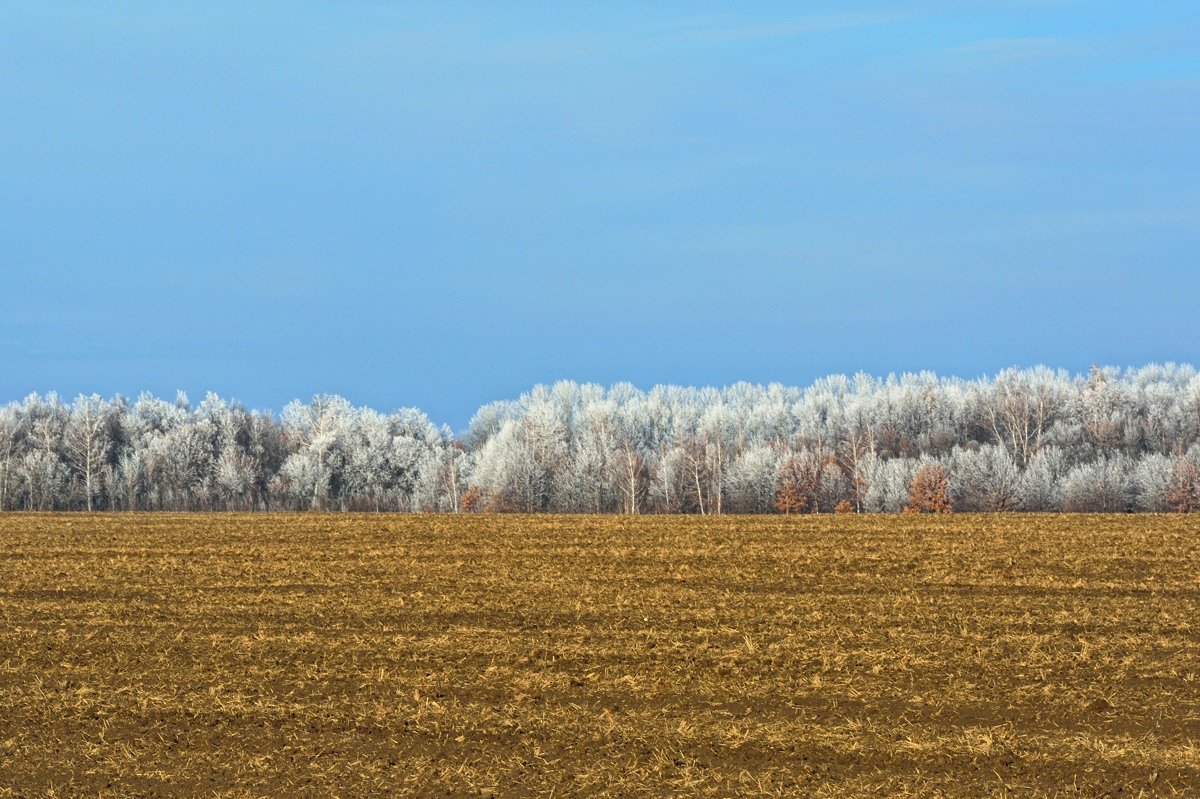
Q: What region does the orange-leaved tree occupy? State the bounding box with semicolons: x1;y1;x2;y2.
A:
460;486;484;513
905;463;953;514
774;452;827;514
774;457;810;514
1167;459;1200;513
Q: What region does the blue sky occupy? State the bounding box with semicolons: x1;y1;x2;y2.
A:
2;2;1198;427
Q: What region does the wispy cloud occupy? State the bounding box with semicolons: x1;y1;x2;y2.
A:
656;12;907;44
1093;55;1200;85
943;36;1079;62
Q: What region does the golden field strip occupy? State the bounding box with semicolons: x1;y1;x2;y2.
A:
1;515;1198;798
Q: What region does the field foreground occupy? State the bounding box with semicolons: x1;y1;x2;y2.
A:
1;514;1198;798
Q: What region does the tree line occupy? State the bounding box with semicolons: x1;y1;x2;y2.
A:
2;364;1199;513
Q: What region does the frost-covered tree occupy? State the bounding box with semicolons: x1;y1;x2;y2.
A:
977;367;1064;465
1062;456;1134;513
2;364;1200;512
949;445;1021;512
63;394;118;511
1132;454;1175;512
277;395;355;510
863;458;920;513
726;445;779;514
17;394;69;511
0;404;24;511
1018;446;1068;511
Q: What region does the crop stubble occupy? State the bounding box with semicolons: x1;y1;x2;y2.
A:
0;514;1198;797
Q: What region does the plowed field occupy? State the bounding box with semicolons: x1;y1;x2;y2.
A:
1;514;1197;797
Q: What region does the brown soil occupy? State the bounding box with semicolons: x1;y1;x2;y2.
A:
0;513;1197;797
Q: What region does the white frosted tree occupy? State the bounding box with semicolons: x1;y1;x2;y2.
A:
977;367;1064;465
725;445;780;513
20;394;69;510
1018;446;1067;511
469;419;544;512
568;400;619;513
63;394;116;511
0;404;23;511
613;397;656;515
948;445;1021;512
1;364;1200;513
1062;456;1134;512
20;450;67;511
862;458;920;513
113;448;146;511
428;433;470;513
279;395;355;510
214;448;259;510
1131;454;1174;512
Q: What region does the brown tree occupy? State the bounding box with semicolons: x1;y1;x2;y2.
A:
906;463;953;514
834;500;854;514
774;459;809;514
460;486;484;513
774;452;827;514
1166;459;1200;513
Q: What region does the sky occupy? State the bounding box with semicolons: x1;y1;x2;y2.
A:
1;1;1198;428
